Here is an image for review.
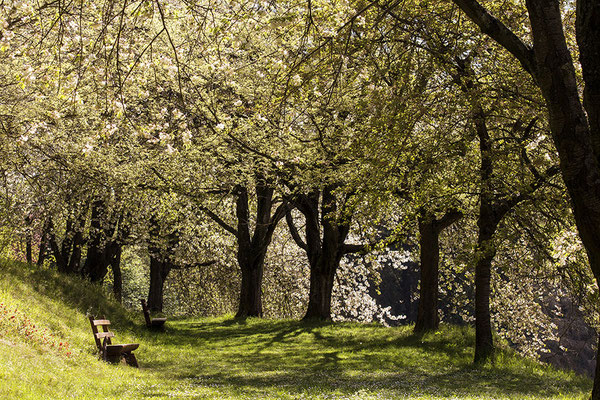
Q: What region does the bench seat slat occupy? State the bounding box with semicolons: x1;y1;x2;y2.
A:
95;331;115;339
105;343;139;355
92;319;111;326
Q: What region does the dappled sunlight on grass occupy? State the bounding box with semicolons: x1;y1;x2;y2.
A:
136;317;590;399
0;259;592;399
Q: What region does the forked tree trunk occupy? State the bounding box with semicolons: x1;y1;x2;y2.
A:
37;220;50;267
67;230;84;274
287;186;358;321
232;183;285;318
82;201;109;282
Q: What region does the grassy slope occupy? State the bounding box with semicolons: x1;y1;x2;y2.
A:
0;259;592;399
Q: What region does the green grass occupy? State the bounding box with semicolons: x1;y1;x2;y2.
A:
0;259;592;399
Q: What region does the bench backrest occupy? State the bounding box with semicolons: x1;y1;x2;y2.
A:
140;299;152;327
89;316;115;350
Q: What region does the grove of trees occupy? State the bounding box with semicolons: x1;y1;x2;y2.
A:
1;0;599;397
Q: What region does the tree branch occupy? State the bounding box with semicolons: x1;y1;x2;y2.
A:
343;243;367;254
285;207;307;251
197;205;238;237
171;260;217;270
437;210;463;231
451;0;537;80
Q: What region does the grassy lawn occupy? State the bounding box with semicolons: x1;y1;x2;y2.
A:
0;260;592;399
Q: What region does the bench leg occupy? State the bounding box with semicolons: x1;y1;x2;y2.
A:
123;352;139;368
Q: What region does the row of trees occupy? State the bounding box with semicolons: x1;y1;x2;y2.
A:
1;0;599;396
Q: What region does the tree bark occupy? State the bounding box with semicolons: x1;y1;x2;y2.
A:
110;245;123;303
82;200;109;282
233;183;285;318
287;186;357;321
414;211;462;334
473;216;498;363
415;217;440;333
526;1;600;396
37;219;50;267
67;229;84;274
25;215;32;264
236;256;265;317
147;252;170;313
304;250;341;320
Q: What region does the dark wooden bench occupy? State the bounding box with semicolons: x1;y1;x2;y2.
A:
140;299;167;329
88;316;139;367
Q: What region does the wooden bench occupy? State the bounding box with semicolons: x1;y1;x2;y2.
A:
88;316;139;367
140;299;167;329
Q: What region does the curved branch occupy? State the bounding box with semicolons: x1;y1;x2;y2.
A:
285;207;307;251
451;0;537;80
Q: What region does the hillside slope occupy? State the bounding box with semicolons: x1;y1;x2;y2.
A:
0;259;592;399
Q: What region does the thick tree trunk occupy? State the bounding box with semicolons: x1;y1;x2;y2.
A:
66;230;84;274
415;218;440;333
526;1;600;396
232;182;285;318
36;238;46;267
299;187;349;321
236;257;264;318
82;201;109;282
414;210;462;333
449;0;600;389
595;334;600;400
147;254;170;313
83;245;109;282
48;232;67;272
304;253;339;320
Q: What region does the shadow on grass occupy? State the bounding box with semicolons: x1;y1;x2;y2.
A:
140;319;590;398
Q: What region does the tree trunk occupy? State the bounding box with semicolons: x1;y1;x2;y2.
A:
473;242;496;363
37;220;50;267
66;230;84;274
25;215;32;264
236;256;264;317
415;218;440;333
48;232;67;272
82;201;109;282
147;253;170;313
449;0;600;390
414;210;462;333
232;182;285;318
526;1;600;395
594;334;600;400
300;186;349;321
110;245;123;303
83;245;109;282
304;253;340;320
